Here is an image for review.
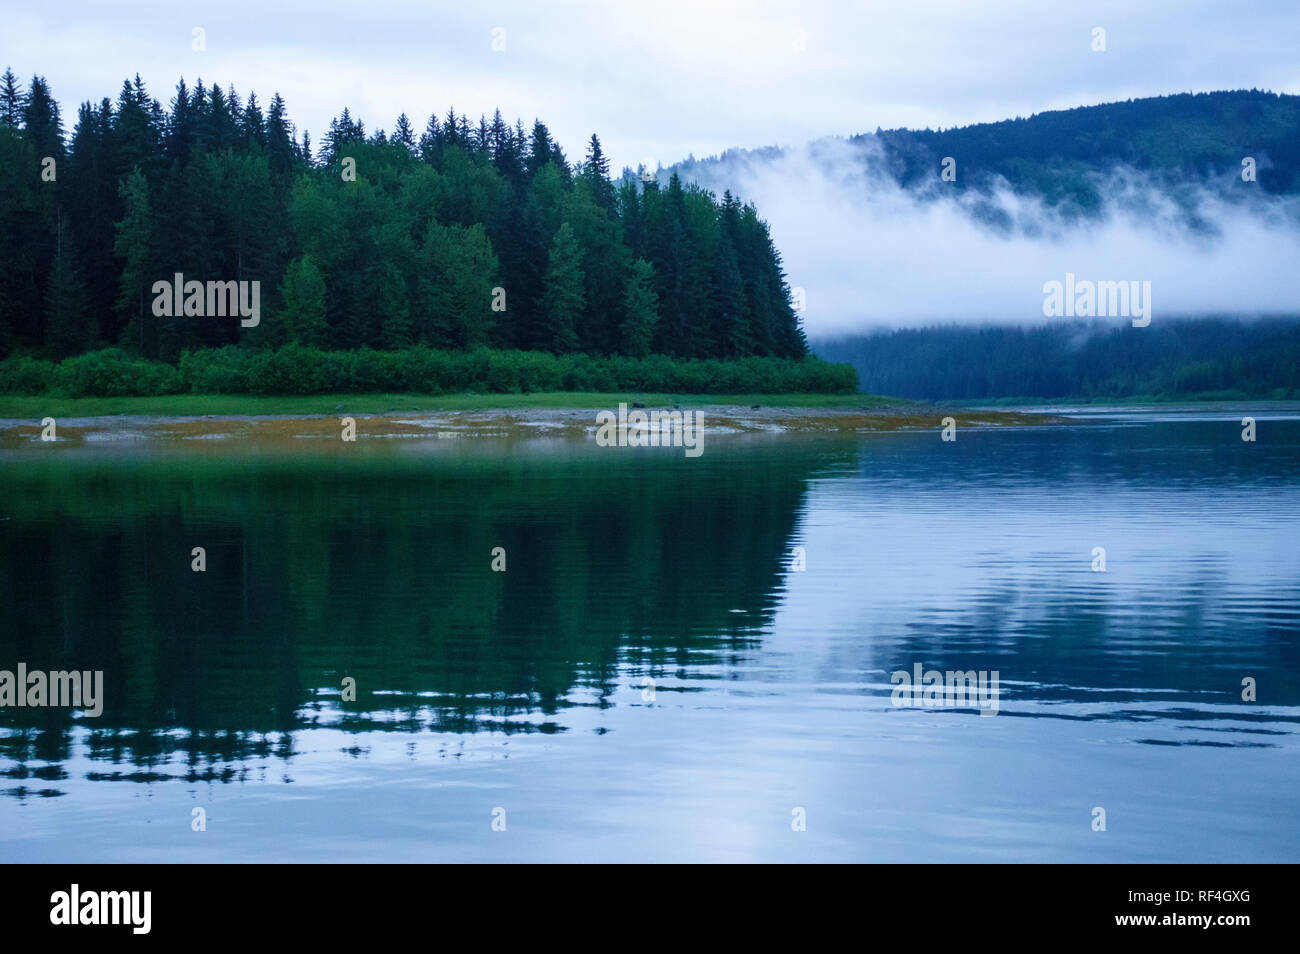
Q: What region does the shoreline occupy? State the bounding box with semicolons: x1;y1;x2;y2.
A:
0;397;1064;446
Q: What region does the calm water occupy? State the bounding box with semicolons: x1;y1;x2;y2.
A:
2;413;1298;862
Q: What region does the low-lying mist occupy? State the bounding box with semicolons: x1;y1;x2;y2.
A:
671;138;1300;338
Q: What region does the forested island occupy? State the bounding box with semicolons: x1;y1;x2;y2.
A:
0;69;851;397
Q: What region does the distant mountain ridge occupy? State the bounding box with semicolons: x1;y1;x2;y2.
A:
815;317;1300;402
670;90;1300;210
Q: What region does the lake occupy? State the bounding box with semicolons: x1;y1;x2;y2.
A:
2;410;1298;862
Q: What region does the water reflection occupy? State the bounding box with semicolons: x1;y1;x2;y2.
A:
1;439;843;787
1;419;1298;861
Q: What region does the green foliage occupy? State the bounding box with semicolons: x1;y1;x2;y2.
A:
0;68;808;367
874;90;1300;200
279;254;328;346
419;221;498;348
817;318;1300;400
619;258;659;357
1;346;857;397
0;354;56;393
49;347;185;396
539;222;584;352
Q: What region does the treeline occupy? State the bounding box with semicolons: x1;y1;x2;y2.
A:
676;90;1300;215
873;90;1300;205
0;345;855;397
0;68;808;364
815;318;1300;400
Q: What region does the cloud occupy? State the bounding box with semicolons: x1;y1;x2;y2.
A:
678;138;1300;336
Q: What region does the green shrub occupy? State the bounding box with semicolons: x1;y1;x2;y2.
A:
54;348;186;397
0;355;57;394
0;345;859;396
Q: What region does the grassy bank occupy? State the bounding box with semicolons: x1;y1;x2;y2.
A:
0;345;859;400
0;391;893;418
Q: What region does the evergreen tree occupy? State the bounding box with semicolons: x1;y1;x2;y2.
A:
619;258;659;357
241;91;266;147
418;113;441;165
527;120;552;176
393;113;416;153
377;262;412;347
582;133;616;213
0;68;25;127
113;167;153;349
45;216;96;358
419;222;497;349
22;75;63;159
265;92;296;179
279;254;328;346
539;222;584;352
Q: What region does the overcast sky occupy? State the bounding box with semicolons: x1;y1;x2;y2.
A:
6;0;1299;173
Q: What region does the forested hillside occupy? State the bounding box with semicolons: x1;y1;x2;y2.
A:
816;318;1300;401
677;90;1300;210
873;89;1300;206
0;69;807;363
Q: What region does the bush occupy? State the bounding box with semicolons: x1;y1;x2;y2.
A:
0;346;859;396
0;355;57;394
54;348;186;397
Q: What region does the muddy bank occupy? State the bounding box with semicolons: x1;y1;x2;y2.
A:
0;402;1063;448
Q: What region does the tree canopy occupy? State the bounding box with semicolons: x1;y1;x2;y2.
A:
0;68;807;362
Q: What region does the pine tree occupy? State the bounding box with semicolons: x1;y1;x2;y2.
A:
539;222;584;352
419;222;497;349
45;215;96;358
0;67;25;127
527;120;552;176
418;113;441;165
241;91;266;147
582;134;615;213
0;105;42;344
279;254;328;346
394;113;416;153
619;258;659;357
22;75;63;159
114;168;153;349
378;262;412;347
266;93;295;179
165;78;194;162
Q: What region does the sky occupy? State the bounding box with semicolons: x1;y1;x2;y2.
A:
5;0;1299;174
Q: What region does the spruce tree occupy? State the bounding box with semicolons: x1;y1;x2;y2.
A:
539;222;584;352
0;67;25;127
393;113;416;153
113;168;153;349
582;134;616;213
45;217;96;358
619;258;659;357
279;254;328;346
